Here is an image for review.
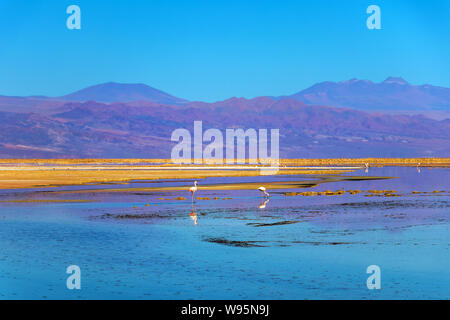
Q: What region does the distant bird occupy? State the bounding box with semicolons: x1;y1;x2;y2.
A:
417;162;421;173
189;181;198;202
258;186;270;198
364;163;369;174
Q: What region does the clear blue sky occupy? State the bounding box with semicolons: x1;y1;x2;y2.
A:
0;0;449;101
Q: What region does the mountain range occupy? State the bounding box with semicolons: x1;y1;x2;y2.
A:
0;78;449;158
283;77;450;117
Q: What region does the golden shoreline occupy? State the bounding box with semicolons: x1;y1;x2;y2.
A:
0;158;448;190
0;157;449;166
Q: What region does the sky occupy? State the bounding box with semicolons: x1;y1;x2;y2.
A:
0;0;449;102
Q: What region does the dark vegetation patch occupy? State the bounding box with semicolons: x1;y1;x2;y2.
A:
246;220;299;227
338;199;449;210
292;240;364;246
338;176;394;182
203;237;267;247
97;213;171;220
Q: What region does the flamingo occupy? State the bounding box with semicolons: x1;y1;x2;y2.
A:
258;186;270;199
189;181;198;202
364;163;369;174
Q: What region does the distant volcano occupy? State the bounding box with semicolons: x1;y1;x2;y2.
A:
59;82;188;105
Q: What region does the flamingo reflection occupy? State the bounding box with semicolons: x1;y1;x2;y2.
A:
189;205;198;225
258;198;270;209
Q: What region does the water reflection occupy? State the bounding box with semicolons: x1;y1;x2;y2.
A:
189;205;198;225
0;167;448;299
258;198;269;209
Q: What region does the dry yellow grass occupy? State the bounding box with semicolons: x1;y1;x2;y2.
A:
0;157;448;166
0;199;93;203
281;158;450;166
0;159;171;165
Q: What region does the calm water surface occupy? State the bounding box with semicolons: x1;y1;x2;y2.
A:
0;167;448;299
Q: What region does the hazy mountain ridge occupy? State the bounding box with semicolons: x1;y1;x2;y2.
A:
284;77;450;114
0;97;448;158
0;79;448;158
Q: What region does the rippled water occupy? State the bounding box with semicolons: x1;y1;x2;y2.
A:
0;167;448;299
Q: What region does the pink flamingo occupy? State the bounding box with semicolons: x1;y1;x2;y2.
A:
189;181;198;202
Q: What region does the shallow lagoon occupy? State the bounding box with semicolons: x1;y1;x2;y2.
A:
0;167;448;299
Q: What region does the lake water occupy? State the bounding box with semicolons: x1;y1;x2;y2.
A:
0;167;448;299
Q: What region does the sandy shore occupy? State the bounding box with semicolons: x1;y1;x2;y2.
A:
47;176;393;195
0;158;447;190
0;168;351;189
